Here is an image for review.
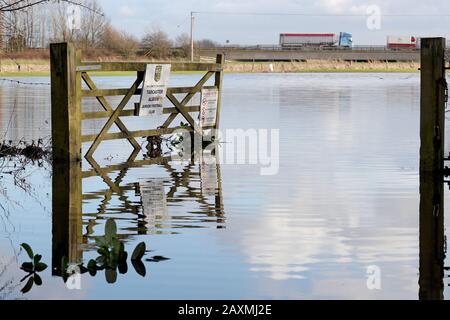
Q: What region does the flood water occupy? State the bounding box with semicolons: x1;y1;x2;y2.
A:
0;73;449;300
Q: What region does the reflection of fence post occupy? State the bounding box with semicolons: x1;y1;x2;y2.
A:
52;162;83;273
419;37;446;300
420;38;446;174
50;42;81;163
419;174;444;300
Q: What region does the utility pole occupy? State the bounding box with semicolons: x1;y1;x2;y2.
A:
190;11;195;62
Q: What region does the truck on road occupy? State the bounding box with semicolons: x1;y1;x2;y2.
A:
279;32;353;49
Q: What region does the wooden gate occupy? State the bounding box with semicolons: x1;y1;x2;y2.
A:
50;42;224;163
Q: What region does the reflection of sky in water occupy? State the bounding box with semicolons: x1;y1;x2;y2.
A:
0;73;449;299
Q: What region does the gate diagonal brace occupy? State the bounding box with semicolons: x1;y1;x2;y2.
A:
85;73;144;159
81;73;141;152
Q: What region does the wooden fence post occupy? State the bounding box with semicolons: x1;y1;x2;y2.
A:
420;38;446;173
419;37;446;300
50;42;82;272
214;54;225;130
50;42;81;163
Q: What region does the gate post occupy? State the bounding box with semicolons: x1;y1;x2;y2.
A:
50;42;82;163
419;37;446;300
50;42;83;273
420;38;446;173
214;53;225;131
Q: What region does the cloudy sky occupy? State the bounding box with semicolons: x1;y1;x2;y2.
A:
97;0;450;45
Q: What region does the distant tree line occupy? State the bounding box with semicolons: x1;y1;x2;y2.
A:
0;0;219;59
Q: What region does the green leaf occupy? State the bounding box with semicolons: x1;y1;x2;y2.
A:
33;274;43;286
87;259;97;270
96;255;106;265
20;243;34;259
34;262;48;272
112;238;121;256
79;265;88;274
131;242;146;261
21;277;34;294
131;260;146;277
105;269;117;284
96;265;105;271
118;244;127;263
147;256;171;262
118;261;128;274
87;260;98;276
88;268;97;277
105;219;117;242
97;246;109;256
108;255;118;270
21;262;34;272
33;254;42;264
95;236;108;248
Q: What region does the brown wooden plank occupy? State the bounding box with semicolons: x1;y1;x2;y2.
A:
81;86;217;98
82;110;136;120
81;86;216;98
168;85;217;94
78;61;222;72
82;106;200;120
82;88;142;97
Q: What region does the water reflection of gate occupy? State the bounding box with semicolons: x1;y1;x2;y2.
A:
52;150;224;273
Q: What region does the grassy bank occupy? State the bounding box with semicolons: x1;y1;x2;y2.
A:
0;59;421;76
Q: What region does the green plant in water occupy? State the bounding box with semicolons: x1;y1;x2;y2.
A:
60;219;147;284
19;243;48;294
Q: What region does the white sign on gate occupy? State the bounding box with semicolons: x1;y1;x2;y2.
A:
138;64;171;117
200;88;219;128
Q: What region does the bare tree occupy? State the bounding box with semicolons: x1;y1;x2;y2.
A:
0;0;46;51
100;23;139;57
48;1;73;43
141;26;173;59
0;0;107;50
174;33;190;58
196;38;219;49
77;0;106;48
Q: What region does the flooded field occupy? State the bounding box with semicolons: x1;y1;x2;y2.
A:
0;73;448;300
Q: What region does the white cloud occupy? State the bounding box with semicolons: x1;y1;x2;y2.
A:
316;0;355;13
118;5;135;18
